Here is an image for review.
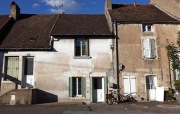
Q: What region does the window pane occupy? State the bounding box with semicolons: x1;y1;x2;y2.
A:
78;78;82;95
72;78;77;96
94;78;102;89
142;25;146;32
82;40;87;56
147;25;151;31
24;57;34;75
75;40;81;56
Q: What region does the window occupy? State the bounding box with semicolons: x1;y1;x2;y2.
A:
123;76;136;95
69;77;86;97
142;24;152;32
4;57;19;81
24;57;34;75
142;38;156;59
75;39;89;57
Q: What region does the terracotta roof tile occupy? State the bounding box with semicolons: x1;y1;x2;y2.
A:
51;14;112;36
109;4;179;23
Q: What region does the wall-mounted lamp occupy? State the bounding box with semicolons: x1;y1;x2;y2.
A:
110;45;114;51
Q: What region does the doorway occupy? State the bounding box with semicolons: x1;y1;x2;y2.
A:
92;77;105;102
22;57;34;88
146;76;157;101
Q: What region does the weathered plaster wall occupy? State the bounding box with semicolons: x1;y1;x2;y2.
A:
1;38;113;102
117;23;179;100
151;0;180;19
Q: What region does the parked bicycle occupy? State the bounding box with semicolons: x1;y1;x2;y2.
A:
106;90;136;105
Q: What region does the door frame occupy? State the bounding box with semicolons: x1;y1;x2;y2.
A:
91;76;107;103
22;56;35;88
145;75;157;101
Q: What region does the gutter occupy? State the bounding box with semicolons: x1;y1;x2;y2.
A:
114;21;120;95
0;48;51;51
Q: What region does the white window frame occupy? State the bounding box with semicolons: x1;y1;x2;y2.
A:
142;38;157;59
123;76;137;96
73;77;82;97
75;39;89;57
142;24;152;32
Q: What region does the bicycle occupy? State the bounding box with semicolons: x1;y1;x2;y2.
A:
106;91;136;105
106;90;125;105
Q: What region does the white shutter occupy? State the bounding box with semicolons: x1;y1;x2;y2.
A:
123;76;130;95
143;39;151;58
130;76;136;95
150;39;156;58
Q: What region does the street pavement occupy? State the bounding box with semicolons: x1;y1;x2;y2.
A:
0;101;180;114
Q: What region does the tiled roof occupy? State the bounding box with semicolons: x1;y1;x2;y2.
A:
109;4;180;23
0;14;58;50
51;14;112;36
0;15;10;29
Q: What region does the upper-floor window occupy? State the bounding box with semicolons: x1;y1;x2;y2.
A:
142;24;152;32
142;38;156;59
75;39;89;57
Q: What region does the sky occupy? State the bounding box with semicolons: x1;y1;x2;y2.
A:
0;0;149;15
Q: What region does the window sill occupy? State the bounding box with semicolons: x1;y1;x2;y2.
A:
73;56;92;59
142;31;154;35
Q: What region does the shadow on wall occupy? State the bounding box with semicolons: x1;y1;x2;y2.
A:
35;89;58;104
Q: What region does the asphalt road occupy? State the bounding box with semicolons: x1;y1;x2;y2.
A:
0;102;180;114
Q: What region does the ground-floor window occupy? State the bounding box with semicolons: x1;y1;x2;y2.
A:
69;77;86;97
123;76;136;95
4;56;19;81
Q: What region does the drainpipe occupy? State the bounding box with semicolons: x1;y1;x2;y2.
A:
115;21;120;96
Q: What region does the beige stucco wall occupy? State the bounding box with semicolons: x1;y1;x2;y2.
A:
151;0;180;19
0;38;113;102
117;23;179;101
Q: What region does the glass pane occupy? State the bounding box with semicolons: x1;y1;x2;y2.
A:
142;25;146;32
147;25;151;31
24;57;34;75
72;78;77;96
94;78;102;89
78;78;82;95
75;40;81;56
82;40;87;56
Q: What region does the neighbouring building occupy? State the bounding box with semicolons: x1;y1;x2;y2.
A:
0;2;113;104
150;0;180;19
105;0;180;101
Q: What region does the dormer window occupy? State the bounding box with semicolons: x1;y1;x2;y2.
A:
142;24;152;32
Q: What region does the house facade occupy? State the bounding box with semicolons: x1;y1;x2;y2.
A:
105;0;180;101
0;2;113;103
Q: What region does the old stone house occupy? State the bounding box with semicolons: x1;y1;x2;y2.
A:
105;0;180;101
0;2;113;104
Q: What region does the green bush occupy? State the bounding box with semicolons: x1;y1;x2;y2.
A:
174;80;180;90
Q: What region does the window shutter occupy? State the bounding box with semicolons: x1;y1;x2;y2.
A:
123;76;130;95
143;39;151;58
81;77;86;97
130;76;136;95
104;77;108;98
69;77;72;97
150;39;156;58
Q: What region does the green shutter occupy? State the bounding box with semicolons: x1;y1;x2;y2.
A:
69;77;72;97
82;77;86;97
90;77;93;102
6;57;19;81
104;77;108;99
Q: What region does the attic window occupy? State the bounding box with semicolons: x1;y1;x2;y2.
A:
142;24;152;32
30;38;37;41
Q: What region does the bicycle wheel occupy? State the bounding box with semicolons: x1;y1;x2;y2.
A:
107;98;113;105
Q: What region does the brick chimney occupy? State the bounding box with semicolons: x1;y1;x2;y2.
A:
105;0;112;10
9;1;20;20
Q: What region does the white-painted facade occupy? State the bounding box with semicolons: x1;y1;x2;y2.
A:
0;38;113;103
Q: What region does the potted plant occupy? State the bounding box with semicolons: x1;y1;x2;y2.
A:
174;80;180;104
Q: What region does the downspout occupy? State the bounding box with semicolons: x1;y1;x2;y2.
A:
115;21;120;95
